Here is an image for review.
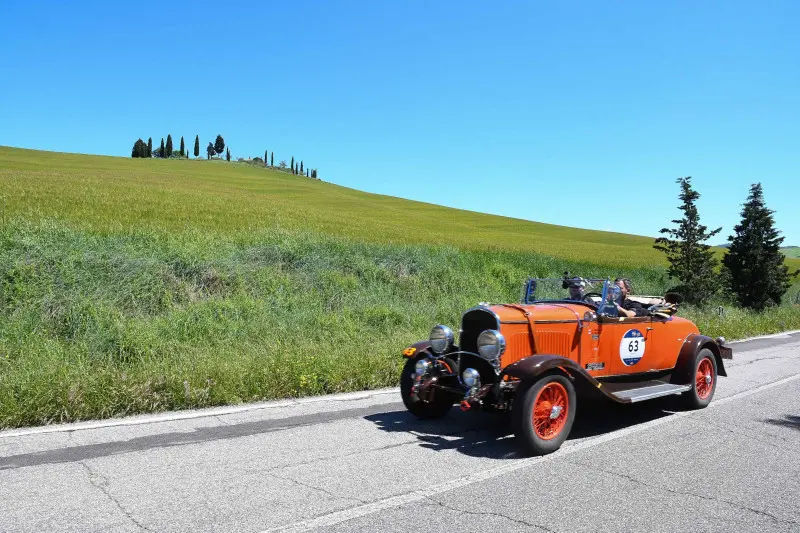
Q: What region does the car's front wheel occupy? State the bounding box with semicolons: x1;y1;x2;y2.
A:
400;357;454;419
514;374;576;455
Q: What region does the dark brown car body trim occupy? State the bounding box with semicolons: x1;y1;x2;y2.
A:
672;334;728;382
499;354;631;404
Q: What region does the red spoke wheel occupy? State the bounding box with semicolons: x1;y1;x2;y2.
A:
532;382;569;440
514;374;576;456
681;348;718;409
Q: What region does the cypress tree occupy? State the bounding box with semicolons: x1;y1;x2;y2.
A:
166;135;173;157
290;156;294;172
306;168;309;177
194;135;200;158
654;177;721;305
270;152;274;166
207;142;215;159
159;138;165;158
300;161;303;174
226;147;231;162
179;136;185;157
721;183;796;310
147;137;153;158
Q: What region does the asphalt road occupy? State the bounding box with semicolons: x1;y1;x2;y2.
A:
1;332;799;532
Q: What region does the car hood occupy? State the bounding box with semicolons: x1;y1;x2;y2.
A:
487;303;586;324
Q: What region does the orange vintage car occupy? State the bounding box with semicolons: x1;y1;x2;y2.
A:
400;276;733;455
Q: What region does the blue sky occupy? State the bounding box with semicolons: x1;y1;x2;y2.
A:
2;1;798;245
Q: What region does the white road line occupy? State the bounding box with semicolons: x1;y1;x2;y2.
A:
263;373;800;533
728;329;800;344
0;388;399;439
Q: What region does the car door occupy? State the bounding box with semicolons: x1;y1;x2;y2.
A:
596;316;664;376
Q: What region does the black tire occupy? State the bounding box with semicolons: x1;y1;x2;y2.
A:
513;374;576;456
400;357;454;419
681;348;718;409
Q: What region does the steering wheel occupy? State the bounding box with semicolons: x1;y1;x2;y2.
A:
579;292;601;306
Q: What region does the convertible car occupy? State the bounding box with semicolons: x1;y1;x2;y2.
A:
400;276;733;455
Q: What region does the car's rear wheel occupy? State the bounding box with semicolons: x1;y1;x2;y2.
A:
514;374;576;455
400;357;454;419
681;348;717;409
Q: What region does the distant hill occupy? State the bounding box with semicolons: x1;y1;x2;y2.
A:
782;246;800;258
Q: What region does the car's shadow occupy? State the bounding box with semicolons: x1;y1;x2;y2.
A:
365;397;679;459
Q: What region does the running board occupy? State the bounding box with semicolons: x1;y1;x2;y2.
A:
610;383;691;403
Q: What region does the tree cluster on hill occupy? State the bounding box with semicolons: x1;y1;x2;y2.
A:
130;134;321;178
131;134;189;158
261;149;318;179
654;177;796;310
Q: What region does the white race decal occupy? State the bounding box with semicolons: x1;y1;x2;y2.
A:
620;329;645;366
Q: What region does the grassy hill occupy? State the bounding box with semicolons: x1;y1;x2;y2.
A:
0;146;798;428
782;246;800;259
0;146;672;267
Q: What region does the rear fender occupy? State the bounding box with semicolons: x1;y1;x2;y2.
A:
672;334;728;383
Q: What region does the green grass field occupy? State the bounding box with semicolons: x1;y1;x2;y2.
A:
0;146;798;428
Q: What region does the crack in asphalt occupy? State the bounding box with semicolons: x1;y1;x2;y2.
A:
79;461;152;532
425;498;559;532
566;459;798;527
266;472;367;506
685;415;797;450
728;355;793;368
243;423;500;478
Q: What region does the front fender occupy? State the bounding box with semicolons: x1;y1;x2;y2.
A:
500;354;588;381
402;340;433;359
499;354;628;403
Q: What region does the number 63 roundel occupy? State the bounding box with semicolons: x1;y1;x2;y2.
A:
620;329;645;366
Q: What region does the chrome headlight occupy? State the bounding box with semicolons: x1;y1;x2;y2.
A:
414;358;432;377
429;325;454;354
477;329;506;360
461;368;480;388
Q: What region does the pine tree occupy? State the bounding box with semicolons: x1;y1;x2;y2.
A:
654;177;721;305
214;135;225;156
159;138;165;158
207;142;215;159
226;147;231;162
179;136;185;157
147;137;153;158
194;135;200;158
721;183;796;310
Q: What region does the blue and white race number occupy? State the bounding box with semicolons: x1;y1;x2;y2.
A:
619;329;645;366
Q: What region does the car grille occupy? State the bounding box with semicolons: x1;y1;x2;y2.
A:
459;307;500;353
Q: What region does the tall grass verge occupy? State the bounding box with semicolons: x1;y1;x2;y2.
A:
0;219;797;428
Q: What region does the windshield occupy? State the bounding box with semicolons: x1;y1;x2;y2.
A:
522;277;610;305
